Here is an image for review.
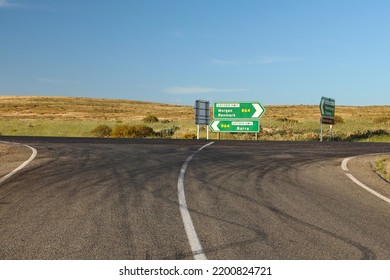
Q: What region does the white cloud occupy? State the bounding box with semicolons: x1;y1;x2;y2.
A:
0;0;22;8
164;86;249;95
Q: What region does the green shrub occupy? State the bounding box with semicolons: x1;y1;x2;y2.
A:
143;114;159;123
111;124;154;138
111;125;132;138
91;124;112;137
155;125;179;138
133;125;154;137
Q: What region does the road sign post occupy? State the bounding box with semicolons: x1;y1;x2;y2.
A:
319;97;335;141
209;101;265;140
194;100;210;139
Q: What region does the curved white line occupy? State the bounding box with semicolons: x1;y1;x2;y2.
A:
341;155;390;205
0;141;37;184
341;156;353;172
178;141;214;260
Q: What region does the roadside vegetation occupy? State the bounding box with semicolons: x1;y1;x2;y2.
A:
0;96;389;142
374;156;390;181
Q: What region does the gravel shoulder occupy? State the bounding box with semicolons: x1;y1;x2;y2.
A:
0;142;33;179
346;153;390;199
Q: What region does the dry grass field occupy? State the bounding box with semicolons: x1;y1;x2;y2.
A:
0;96;389;142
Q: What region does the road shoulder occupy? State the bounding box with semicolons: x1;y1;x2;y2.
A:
0;142;34;179
345;154;390;200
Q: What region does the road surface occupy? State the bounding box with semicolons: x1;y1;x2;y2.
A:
0;137;389;259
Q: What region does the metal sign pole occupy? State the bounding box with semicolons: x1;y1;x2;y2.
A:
320;120;323;142
330;125;333;141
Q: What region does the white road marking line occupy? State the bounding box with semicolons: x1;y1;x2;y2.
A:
341;156;390;205
341;156;353;171
178;141;214;260
0;141;38;185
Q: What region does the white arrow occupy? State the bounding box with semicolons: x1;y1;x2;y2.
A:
251;103;264;118
211;120;220;132
320;98;325;115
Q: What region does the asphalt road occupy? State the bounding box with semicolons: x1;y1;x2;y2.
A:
0;137;389;259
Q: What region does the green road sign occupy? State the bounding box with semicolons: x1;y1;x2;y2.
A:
210;119;260;133
320;97;335;118
213;102;265;119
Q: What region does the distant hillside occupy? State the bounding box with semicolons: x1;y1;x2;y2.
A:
0;96;389;141
0;96;193;121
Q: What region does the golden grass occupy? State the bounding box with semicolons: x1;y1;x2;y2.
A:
0;96;193;121
0;96;389;141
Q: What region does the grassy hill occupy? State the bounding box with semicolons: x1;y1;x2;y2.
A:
0;96;389;142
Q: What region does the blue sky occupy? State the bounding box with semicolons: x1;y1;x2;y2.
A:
1;0;389;106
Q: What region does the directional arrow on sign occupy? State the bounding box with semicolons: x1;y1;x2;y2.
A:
211;120;220;132
320;98;325;115
252;103;263;118
320;97;335;118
